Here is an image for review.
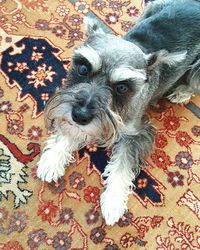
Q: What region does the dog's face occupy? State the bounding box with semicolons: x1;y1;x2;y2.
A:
68;29;148;121
44;18;186;148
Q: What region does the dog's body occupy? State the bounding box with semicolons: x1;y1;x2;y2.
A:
125;0;200;102
37;0;200;225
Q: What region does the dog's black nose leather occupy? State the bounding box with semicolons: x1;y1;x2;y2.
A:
72;104;94;125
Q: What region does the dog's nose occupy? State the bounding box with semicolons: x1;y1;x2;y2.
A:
72;104;94;125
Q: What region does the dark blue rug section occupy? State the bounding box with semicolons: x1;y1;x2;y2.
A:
1;37;67;116
79;147;163;205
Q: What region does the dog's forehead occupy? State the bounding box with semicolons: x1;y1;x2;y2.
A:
85;33;146;68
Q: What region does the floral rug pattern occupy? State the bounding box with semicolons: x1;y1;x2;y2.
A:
0;0;199;249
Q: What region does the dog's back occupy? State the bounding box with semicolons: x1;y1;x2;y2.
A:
124;0;200;99
124;0;200;53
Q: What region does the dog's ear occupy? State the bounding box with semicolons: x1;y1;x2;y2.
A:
146;50;187;70
83;17;105;36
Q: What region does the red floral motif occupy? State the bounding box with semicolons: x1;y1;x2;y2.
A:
9;211;28;233
27;125;42;140
12;12;26;24
92;0;106;10
27;64;56;88
52;232;71;249
41;93;49;101
48;178;67;193
75;0;90;14
35;19;49;30
191;125;200;137
127;6;140;17
31;51;43;61
176;131;193;147
90;226;106;244
155;132;168;148
2;241;24;250
138;224;149;239
118;211;133;227
163;115;180;131
14;62;28;72
137;178;148;189
120;233;134;248
105;13;119;24
175;151;193;169
151;216;163;228
59;208;73;224
109;1;122;11
69;171;85;190
85;208;99;224
52;25;66;37
83;186;100;204
56;5;69;16
151;149;171;169
37;201;58;223
121;21;134;32
167;171;184;187
27;229;47;249
68;29;83;41
68;14;83;26
7;119;24;135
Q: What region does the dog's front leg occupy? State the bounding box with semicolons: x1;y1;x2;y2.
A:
37;134;75;183
100;123;155;226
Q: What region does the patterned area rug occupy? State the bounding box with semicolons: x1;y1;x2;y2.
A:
0;0;200;249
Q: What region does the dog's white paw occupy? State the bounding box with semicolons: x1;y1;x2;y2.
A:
37;149;66;183
100;189;127;226
167;85;195;104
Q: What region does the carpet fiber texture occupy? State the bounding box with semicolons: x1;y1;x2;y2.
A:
0;0;200;249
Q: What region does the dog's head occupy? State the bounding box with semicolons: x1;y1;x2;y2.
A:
44;18;186;148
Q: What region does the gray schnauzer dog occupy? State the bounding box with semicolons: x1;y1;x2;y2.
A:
37;0;200;225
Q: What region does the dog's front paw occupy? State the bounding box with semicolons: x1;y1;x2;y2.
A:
100;189;127;226
37;149;66;183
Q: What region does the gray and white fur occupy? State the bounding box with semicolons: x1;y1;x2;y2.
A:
37;0;200;225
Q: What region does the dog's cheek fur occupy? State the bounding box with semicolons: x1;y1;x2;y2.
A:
111;93;135;121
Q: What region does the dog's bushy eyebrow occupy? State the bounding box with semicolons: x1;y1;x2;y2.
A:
73;55;92;70
73;45;102;72
110;67;146;83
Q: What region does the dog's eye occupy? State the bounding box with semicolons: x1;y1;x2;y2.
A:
78;64;89;76
115;83;129;95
